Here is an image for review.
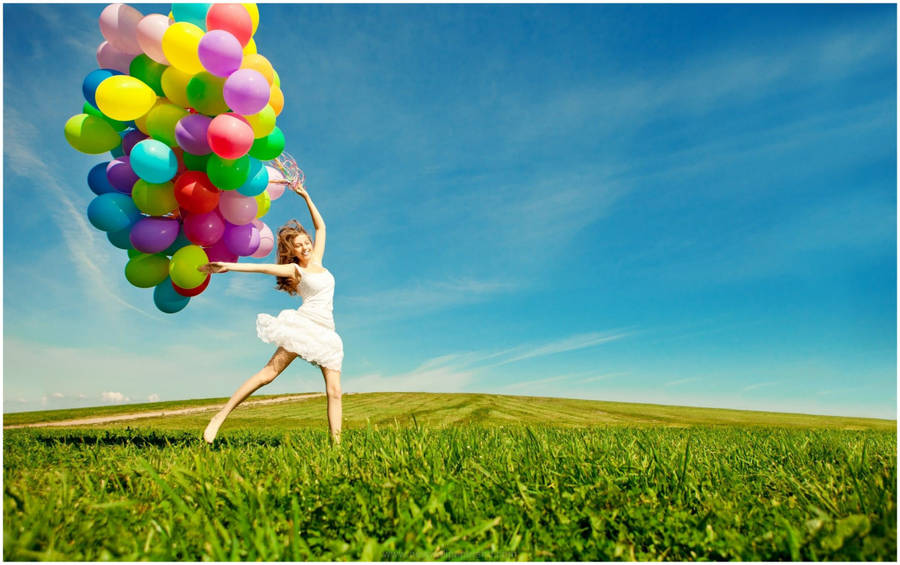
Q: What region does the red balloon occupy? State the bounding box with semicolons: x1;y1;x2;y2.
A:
207;113;254;159
173;171;220;214
172;273;211;297
206;4;253;47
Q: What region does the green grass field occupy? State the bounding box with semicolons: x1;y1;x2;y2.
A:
4;393;897;560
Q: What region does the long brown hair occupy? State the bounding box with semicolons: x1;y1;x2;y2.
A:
274;219;311;295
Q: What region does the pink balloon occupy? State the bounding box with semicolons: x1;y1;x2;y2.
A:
99;3;144;55
184;210;226;247
136;14;171;64
204;237;238;263
265;166;285;200
250;220;274;258
207;113;254;159
96;41;135;74
218;190;257;225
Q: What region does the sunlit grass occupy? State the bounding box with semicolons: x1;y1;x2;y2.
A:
4;394;896;560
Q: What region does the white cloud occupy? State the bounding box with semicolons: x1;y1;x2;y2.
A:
101;392;130;403
51;392;64;398
148;393;160;402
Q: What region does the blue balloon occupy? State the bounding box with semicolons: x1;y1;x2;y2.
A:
87;192;142;232
107;225;134;249
236;158;269;197
162;228;191;256
110;144;125;159
130;139;178;183
154;277;190;313
88;162;116;195
172;3;210;27
82;68;122;108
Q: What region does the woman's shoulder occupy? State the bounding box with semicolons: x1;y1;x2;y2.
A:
299;262;327;274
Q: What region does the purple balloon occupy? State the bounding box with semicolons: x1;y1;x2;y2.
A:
106;156;139;193
204;237;238;263
184;209;225;247
122;130;149;155
223;69;270;115
174;114;213;155
129;217;180;253
198;30;243;77
223;222;261;256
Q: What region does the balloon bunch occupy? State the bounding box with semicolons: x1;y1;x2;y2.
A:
64;3;292;314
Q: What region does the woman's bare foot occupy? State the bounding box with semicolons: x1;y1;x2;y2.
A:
203;412;226;444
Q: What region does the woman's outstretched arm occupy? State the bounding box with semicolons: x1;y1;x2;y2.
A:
199;261;297;278
293;185;327;262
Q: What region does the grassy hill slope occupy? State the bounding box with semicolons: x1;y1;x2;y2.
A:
4;392;895;431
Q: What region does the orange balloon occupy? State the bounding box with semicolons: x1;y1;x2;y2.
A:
269;85;284;116
240;54;274;85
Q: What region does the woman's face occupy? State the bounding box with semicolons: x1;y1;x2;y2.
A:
292;234;313;260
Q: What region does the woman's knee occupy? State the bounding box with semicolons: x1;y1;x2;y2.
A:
324;370;342;399
256;367;278;385
326;383;342;399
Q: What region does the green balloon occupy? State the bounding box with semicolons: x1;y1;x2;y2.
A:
82;102;129;132
186;72;228;116
248;127;285;161
125;253;170;288
207;154;250;190
169;244;209;289
127;248;142;259
64;113;122;154
129;54;167;97
182;152;210;171
146;103;188;147
132;179;178;216
249;126;284;161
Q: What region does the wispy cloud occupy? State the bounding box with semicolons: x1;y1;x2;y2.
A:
5;109;158;319
742;381;781;392
346;330;632;394
665;377;702;387
148;394;160;402
492;330;633;366
343;277;523;326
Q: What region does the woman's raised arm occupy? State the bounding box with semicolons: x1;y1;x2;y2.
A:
293;185;327;262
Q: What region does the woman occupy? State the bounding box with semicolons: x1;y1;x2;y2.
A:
199;184;344;445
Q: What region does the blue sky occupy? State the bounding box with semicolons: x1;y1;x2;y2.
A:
3;3;896;419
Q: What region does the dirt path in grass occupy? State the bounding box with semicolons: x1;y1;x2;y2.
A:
3;394;324;430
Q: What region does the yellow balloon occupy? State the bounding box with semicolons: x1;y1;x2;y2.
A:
95;75;157;121
242;37;257;56
243;3;259;35
146;103;188;147
134;97;166;135
161;22;205;75
245;105;276;138
254;189;271;218
272;69;280;88
161;67;194;108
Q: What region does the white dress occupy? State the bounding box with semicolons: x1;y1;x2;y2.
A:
256;264;344;371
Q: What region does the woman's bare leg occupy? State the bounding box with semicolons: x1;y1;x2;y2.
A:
321;366;342;444
203;347;297;443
